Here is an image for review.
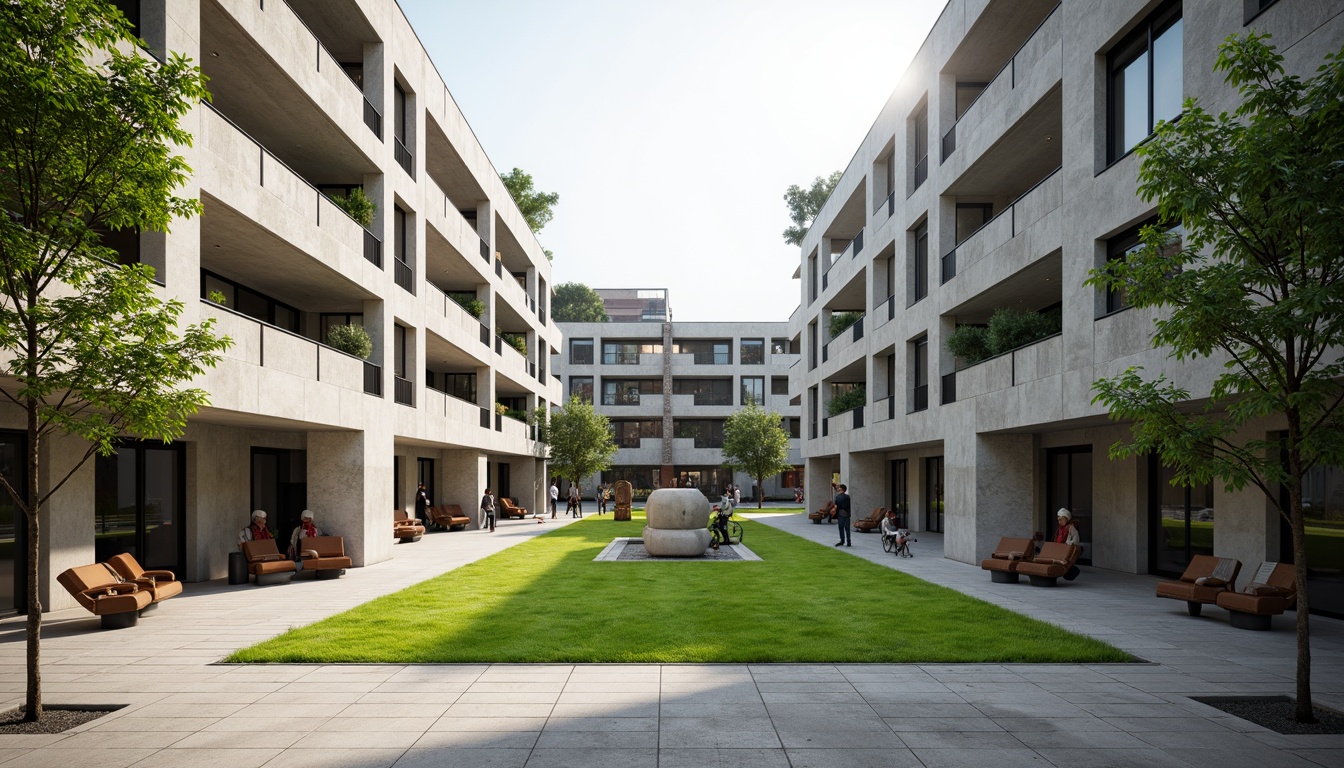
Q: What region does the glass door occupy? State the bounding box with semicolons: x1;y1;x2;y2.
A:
890;459;908;528
1047;446;1093;565
1149;455;1215;577
924;456;944;532
251;449;307;549
94;440;185;573
0;431;26;613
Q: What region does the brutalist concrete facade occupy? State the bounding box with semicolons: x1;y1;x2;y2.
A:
791;0;1344;588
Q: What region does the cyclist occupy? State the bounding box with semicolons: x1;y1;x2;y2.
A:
712;491;734;549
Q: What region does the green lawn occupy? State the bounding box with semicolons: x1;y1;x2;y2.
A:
228;515;1130;665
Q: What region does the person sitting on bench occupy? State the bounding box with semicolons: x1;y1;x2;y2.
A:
238;510;273;549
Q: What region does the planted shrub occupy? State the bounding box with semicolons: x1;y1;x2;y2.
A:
448;292;484;318
828;311;863;339
827;385;866;416
947;307;1061;365
501;332;527;356
326;324;373;359
330;187;376;228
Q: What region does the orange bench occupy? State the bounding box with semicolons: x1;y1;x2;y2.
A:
296;535;352;579
241;539;296;585
57;563;152;629
105;553;183;607
500;497;529;519
808;501;836;524
394;510;425;542
1156;555;1241;617
980;537;1037;584
1216;562;1296;630
853;508;886;533
1015;542;1080;587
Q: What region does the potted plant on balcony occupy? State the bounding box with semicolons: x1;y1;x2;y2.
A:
326;324;372;359
826;385;866;416
828;311;863;339
946;307;1060;365
329;187;376;228
448;292;484;318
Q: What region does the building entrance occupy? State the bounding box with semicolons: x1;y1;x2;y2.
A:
0;431;26;613
94;440;185;574
251;449;307;550
1047;446;1093;565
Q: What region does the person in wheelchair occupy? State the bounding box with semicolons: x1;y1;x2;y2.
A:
881;509;916;556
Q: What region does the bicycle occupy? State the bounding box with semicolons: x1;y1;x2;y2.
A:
708;506;744;546
882;529;914;557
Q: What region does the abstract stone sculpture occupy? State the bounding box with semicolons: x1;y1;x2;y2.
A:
643;488;711;557
613;480;633;521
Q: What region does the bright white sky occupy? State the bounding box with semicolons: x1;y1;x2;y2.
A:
398;0;948;322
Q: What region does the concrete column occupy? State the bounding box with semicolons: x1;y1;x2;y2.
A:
442;449;487;530
183;424;251;582
509;456;539;514
804;456;834;512
945;431;1035;564
308;427;394;568
841;452;886;522
40;433;96;612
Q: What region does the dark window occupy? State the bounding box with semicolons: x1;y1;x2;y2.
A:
771;376;789;396
570;377;593;404
201;270;300;334
601;340;660;364
1104;220;1183;315
570;339;593;365
740;338;764;365
673;339;731;365
1108;2;1182;163
109;0;140;37
437;372;476;402
955;203;993;245
601;379;661;406
741;376;764;406
912;221;928;303
394;82;408;143
673;420;726;449
912;336;928;413
94;440;184;574
320;313;363;346
610;420;662;448
955;82;988;119
808;322;818;370
672;378;732;406
891;459;908;526
912;105;928;191
808;386;818;439
393;324;407;378
1244;0;1279;23
924;456;944;532
770;338;790;355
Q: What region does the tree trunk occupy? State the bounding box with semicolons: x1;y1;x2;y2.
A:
24;400;41;722
1284;441;1314;723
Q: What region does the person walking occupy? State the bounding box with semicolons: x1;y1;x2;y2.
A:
480;488;497;532
414;482;431;527
833;483;852;547
597;483;608;515
568;484;580;518
549;480;559;519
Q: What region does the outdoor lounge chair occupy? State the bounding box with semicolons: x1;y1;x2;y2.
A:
393;510;425;542
429;504;470;531
296;535;352;579
57;563;153;629
1015;542;1080;587
499;497;528;519
853;507;886;533
1155;555;1241;616
1215;562;1296;630
979;537;1036;583
808;501;837;524
105;553;183;606
241;539;297;585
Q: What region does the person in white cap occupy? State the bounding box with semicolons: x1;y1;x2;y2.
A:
1054;508;1081;546
238;510;273;548
290;509;325;561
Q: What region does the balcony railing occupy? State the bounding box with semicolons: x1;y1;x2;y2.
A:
940;166;1062;283
912;155;928;191
394;137;414;177
394;375;414;406
363;97;382;139
911;384;929;413
602;352;641;365
394;258;414;293
939;3;1061;165
602;394;641;406
363;361;381;396
363;230;382;268
941;372;957;405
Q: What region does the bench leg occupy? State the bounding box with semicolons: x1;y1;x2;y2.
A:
990;571;1019;584
254;571;294;586
1027;575;1059;587
1186;601;1202;617
101;612;138;629
1228;610;1273;631
315;568;344;580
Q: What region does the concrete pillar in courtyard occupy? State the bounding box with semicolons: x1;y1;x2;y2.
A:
40;433;96;611
804;456;834;512
308;428;394;568
841;452;886;522
442;449;487;530
944;431;1034;564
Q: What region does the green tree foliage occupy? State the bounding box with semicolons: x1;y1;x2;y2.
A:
326;324;372;359
552;282;609;323
946;308;1061;365
329;187;376;228
0;0;228;721
1085;33;1344;723
501;167;559;235
828;311;864;339
782;171;842;246
827;386;866;417
721;402;793;509
545;396;616;487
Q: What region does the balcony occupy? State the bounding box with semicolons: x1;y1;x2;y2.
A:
394;375;414;406
394;137;414;178
941;167;1062;283
394;257;414;294
941;4;1061;165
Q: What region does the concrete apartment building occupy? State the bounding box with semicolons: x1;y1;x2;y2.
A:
0;0;561;613
791;0;1343;616
553;290;803;501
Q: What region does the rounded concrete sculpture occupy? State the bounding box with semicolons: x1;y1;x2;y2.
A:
643;488;712;557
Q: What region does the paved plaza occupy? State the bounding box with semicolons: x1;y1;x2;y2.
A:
0;511;1341;768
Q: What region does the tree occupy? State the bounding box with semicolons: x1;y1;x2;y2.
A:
552;282;609;323
0;1;228;721
782;171;842;246
1085;33;1344;724
501;167;559;235
722;402;793;509
545;396;617;491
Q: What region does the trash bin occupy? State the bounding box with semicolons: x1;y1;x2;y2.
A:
228;550;249;585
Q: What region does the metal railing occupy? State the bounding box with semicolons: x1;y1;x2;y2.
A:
941;372;957;405
394;258;414;293
363;97;382;139
913;155;928;190
394;376;414;406
394;137;413;177
911;384;929;413
363;230;382;268
602;352;641;365
363;361;382;396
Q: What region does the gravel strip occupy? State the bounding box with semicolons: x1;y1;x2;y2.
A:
0;705;121;734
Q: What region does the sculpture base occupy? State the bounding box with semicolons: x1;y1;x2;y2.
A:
642;526;712;557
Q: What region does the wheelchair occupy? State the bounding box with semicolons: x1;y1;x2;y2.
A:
881;529;915;557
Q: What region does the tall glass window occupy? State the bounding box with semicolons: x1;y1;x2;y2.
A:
570;376;593;404
570;339;593;365
911;221;928;303
741;376;764;406
1149;456;1214;577
740;338;764;365
1109;2;1183;162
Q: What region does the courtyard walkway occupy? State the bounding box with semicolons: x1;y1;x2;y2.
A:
0;510;1340;768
